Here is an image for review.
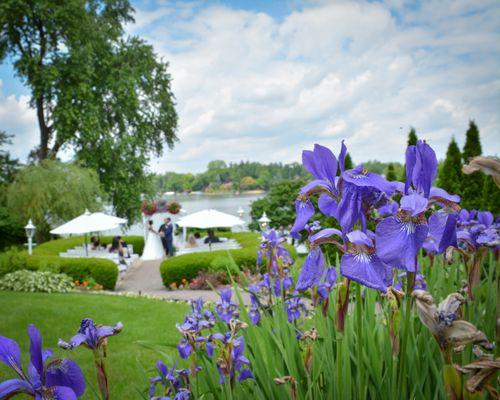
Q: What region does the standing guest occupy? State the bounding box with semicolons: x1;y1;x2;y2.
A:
159;217;174;256
109;236;126;265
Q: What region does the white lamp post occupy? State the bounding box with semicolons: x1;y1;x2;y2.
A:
24;219;36;255
258;212;270;231
237;206;244;218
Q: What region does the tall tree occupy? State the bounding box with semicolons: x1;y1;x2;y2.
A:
0;0;177;222
461;121;483;209
407;127;418;146
385;163;397;181
0;131;24;249
400;127;418;180
437;137;462;196
344;153;354;170
481;176;500;214
6;160;102;242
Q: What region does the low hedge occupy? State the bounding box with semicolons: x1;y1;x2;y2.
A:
0;248;118;290
159;232;297;287
34;235;145;256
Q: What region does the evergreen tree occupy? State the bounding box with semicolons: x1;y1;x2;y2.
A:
481;176;500;214
461;121;484;210
407;127;418;146
386;163;397;181
344;153;354;170
437;137;462;196
400;127;418;180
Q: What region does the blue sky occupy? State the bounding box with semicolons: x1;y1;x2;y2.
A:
1;0;499;173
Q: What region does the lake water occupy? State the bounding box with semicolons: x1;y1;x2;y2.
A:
107;193;264;237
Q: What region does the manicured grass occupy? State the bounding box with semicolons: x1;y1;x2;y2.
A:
0;291;189;399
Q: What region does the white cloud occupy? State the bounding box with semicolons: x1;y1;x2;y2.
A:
0;80;38;161
2;0;500;171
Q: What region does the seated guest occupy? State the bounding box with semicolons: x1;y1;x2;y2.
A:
117;236;130;258
186;234;198;248
90;236;101;250
204;229;221;244
194;232;201;240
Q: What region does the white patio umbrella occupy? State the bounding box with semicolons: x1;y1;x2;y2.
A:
50;210;127;255
176;209;245;245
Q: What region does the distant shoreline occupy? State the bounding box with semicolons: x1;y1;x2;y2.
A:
162;190;266;196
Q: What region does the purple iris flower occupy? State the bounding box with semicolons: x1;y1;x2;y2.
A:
258;229;294;270
215;288;239;324
457;209;499;250
340;230;392;292
317;267;337;300
58;318;122;350
296;228;343;291
0;324;85;399
404;140;438;198
337;165;395;232
248;295;261;325
295;247;325;291
285;295;307;322
211;335;254;383
291;143;349;237
375;194;429;272
423;210;458;254
149;360;191;400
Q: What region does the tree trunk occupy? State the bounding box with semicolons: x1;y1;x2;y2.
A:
36;95;49;160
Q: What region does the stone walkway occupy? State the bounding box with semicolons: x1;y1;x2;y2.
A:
115;259;246;303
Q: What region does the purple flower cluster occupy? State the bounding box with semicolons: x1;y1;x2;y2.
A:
149;360;191;400
0;325;85;399
176;298;216;359
457;209;499;251
292;140;461;293
215;288;239;324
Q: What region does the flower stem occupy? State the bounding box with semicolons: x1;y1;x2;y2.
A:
398;270;415;397
93;349;109;400
355;283;365;398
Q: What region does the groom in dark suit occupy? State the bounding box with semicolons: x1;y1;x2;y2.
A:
159;217;174;256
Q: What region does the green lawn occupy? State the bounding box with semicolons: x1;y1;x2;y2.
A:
0;291;189;399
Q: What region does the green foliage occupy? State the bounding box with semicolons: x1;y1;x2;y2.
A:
481;176;500;214
160;232;264;285
6;160;102;242
240;176;258;190
0;130;20;186
0;131;24;250
0;0;178;225
209;255;239;275
385;163;397;181
461;121;484;209
156;161;309;193
437;137;462;196
249;179;307;231
0;246;118;289
0;270;74;293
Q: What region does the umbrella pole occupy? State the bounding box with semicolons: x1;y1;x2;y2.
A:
85;233;89;257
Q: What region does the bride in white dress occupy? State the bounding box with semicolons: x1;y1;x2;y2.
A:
141;220;165;260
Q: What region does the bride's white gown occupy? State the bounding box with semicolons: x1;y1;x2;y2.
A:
141;229;165;260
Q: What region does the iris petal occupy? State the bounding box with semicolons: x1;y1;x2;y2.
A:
340;253;390;292
45;359;85;397
375;216;428;272
296;247;325;291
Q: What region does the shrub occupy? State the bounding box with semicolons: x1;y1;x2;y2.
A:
208;255;239;275
0;270;74;293
0;247;28;277
26;256;118;290
159;232;291;287
0;248;118;290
